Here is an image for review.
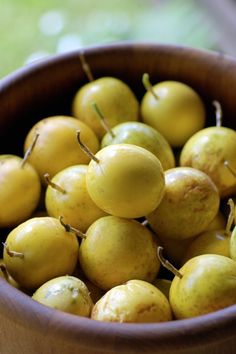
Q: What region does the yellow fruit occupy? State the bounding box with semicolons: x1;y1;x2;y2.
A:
86;144;165;218
3;217;79;289
92;279;172;323
32;275;93;317
72;77;139;140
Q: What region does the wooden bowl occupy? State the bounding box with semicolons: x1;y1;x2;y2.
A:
1;42;236;354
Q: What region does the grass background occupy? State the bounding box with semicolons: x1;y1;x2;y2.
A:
0;0;221;79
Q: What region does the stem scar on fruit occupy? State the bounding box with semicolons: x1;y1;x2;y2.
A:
59;216;86;239
2;242;24;258
92;102;115;139
44;173;66;194
21;133;39;168
142;73;159;100
79;51;94;82
157;246;183;279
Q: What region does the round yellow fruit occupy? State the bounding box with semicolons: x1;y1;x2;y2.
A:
92;279;172;323
3;217;79;289
86;144;165;218
141;80;205;147
147;167;220;240
72;77;139;139
32;275;93;317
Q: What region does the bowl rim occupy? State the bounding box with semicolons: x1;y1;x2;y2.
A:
1;40;236;87
1;41;236;352
1;276;236;351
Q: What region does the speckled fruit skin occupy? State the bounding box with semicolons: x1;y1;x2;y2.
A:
79;216;160;291
32;275;93;317
45;164;106;233
23;116;99;184
180;126;236;198
141;81;206;147
3;217;79;289
169;254;236;319
101;121;175;171
86;144;165;219
147;167;220;240
72;77;139;140
91;279;172;323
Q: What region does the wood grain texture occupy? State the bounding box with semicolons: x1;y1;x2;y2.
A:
1;42;236;353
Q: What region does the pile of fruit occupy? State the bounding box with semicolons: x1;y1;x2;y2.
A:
1;56;236;323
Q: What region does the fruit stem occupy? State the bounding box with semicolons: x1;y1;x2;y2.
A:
44;173;66;194
157;246;183;279
79;51;94;82
141;219;149;227
59;216;86;239
224;160;236;178
0;263;9;281
226;198;235;233
21;133;39;168
142;73;159;100
92;102;115;138
76;130;99;163
212;100;223;127
2;242;24;259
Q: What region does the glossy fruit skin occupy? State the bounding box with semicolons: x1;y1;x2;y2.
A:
32;275;93;317
79;216;160;290
0;155;41;228
182;229;231;265
91;279;172;323
180;126;236;198
147;167;220;240
45;165;106;233
3;217;79;289
170;254;236;319
101;121;175;171
86;144;165;219
23;116;99;184
141;81;205;147
72;77;139;140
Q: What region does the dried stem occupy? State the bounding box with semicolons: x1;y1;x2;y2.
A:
44;173;66;194
142;73;159;100
59;216;86;239
76;130;99;163
157;246;183;279
226;198;235;232
92;102;115;138
212;100;223;127
21;133;39;168
79;51;94;82
2;242;24;259
224;160;236;178
0;263;9;281
141;219;149;227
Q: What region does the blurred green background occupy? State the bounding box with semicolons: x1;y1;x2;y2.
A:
0;0;224;79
